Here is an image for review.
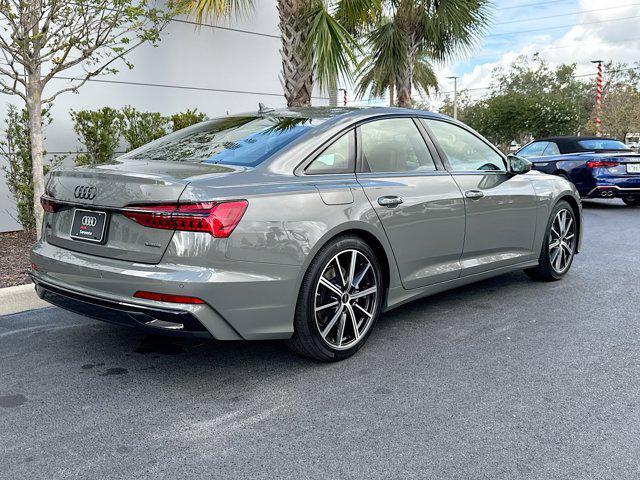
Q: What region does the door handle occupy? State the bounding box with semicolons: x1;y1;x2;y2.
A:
465;190;484;200
377;196;404;207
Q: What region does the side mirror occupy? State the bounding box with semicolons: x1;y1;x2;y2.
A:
507;154;532;175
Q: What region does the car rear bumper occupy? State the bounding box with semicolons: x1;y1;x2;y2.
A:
585;185;640;198
30;239;301;341
32;276;212;338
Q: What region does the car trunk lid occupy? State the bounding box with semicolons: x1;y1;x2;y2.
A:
44;159;244;264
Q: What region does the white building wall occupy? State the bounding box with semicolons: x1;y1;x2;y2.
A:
0;1;331;232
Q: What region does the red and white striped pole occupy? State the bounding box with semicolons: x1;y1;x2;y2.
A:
592;60;604;136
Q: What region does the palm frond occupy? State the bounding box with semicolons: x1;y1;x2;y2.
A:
420;0;492;62
303;2;360;93
333;0;383;34
412;57;438;96
172;0;255;23
355;18;406;100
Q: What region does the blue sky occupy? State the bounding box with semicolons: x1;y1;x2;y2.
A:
458;0;580;75
438;0;640;102
351;0;640;106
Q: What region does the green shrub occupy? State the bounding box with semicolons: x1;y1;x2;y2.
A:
71;107;123;166
170;109;207;132
121;106;170;150
0;106;58;230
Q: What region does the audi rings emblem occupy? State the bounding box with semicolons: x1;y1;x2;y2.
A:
74;185;97;200
82;216;97;227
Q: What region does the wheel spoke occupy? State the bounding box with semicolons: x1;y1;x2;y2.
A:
353;302;373;319
347;251;357;288
555;246;564;271
564;217;573;237
351;286;376;299
334;255;347;287
315;300;339;313
319;277;343;297
549;239;560;251
345;303;359;341
321;305;344;339
335;312;346;347
352;262;371;290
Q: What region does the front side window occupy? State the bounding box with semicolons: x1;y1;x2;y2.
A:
423;119;506;171
360;118;437;173
121;116;315;167
305;131;355;174
543;142;561;156
518;142;549;158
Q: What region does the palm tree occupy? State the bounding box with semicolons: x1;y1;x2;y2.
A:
175;0;375;107
355;18;438;106
357;0;490;108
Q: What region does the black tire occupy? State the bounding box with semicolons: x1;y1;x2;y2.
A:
622;195;640;206
525;200;577;282
286;235;384;362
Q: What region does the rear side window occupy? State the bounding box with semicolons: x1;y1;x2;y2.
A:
423;119;506;171
306;131;355;174
360;118;436;173
518;142;549;158
577;139;630;151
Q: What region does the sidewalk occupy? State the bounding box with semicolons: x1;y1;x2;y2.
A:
0;283;49;316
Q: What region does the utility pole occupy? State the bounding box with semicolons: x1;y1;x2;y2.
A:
447;76;459;120
591;60;604;136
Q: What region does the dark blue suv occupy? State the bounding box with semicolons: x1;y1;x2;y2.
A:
517;136;640;206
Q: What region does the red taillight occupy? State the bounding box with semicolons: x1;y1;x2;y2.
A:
41;196;59;213
123;200;248;237
134;290;205;304
587;160;619;169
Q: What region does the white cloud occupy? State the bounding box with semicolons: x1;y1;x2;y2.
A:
438;0;640;101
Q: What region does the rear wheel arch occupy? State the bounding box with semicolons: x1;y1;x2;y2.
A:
555;194;581;250
552;169;570;180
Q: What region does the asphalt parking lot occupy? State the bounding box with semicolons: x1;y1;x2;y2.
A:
1;199;639;480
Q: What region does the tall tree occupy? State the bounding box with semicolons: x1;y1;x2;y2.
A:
355;17;438;106
369;0;489;108
176;0;367;107
0;1;169;235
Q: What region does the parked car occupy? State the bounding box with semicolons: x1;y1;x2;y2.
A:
517;136;640;206
31;108;582;361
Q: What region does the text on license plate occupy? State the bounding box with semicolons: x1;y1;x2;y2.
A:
627;164;640;173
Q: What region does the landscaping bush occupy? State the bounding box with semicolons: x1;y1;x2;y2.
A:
0;105;51;230
170;109;207;131
121;106;170;150
71;107;123;166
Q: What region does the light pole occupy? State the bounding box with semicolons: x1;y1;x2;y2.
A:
447;76;459;120
591;60;604;136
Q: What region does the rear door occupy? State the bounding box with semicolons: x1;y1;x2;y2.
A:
421;118;539;277
356;117;465;289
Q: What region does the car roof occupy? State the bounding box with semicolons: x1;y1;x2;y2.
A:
246;106;450;124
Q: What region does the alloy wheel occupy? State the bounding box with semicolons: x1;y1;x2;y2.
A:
548;208;576;274
314;249;378;350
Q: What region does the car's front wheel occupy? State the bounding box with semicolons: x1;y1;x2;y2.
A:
622;195;640;206
287;236;383;361
525;200;577;281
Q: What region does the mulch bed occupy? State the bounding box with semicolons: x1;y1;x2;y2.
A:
0;230;36;288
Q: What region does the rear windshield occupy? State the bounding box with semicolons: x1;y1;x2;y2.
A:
577;139;630;151
120;116;315;166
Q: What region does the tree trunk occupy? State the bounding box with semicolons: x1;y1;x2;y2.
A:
389;76;395;107
27;70;45;236
396;36;418;108
278;0;314;107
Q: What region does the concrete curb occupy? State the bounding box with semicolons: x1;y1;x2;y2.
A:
0;283;49;316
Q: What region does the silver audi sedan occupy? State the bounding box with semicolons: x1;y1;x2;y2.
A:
32;107;582;361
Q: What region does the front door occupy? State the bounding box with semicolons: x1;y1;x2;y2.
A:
356;117;466;289
421;118;539;277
